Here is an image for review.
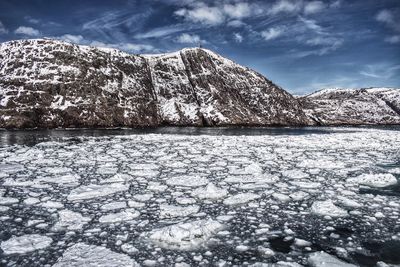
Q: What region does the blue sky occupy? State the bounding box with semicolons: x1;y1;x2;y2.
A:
0;0;399;94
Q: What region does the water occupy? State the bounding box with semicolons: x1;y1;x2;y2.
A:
0;127;399;266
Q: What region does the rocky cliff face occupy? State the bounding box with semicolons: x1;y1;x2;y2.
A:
0;39;312;128
300;88;400;125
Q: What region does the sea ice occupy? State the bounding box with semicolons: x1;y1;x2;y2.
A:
347;173;397;188
147;219;224;250
99;209;140;223
0;234;52;255
53;243;139;267
166;175;208;187
311;200;348;217
159;204;200;219
53;210;91;231
101;201;127;211
0;196;19;205
191;183;228;199
223;193;260;205
67;183;129;201
308;251;357;267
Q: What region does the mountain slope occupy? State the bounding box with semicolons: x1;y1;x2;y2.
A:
300;87;400;125
0;39;312;128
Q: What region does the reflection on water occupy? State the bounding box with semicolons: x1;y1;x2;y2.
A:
1;126;399;147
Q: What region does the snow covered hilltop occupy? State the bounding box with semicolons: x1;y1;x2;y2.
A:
300;88;400;125
0;39;399;128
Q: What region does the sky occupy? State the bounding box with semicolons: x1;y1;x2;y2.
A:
0;0;399;94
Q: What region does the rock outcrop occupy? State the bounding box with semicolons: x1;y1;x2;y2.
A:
0;39;311;128
300;88;400;125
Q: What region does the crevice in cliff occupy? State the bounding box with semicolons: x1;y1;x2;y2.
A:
383;99;400;117
179;50;207;126
143;56;161;123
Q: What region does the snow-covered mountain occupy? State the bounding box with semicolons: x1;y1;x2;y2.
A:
300;87;400;125
0;39;399;128
0;39;311;128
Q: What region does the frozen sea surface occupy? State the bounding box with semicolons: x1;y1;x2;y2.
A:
0;127;399;266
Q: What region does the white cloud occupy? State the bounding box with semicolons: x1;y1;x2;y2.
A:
117;43;155;53
0;21;8;35
305;36;343;47
261;27;284;41
60;34;85;44
223;2;251;19
385;35;400;44
14;26;40;36
376;9;393;24
227;20;246;27
329;0;341;8
268;0;302;15
175;4;225;25
135;24;186;39
375;9;400;32
298;17;324;34
234;33;243;43
304;1;325;15
174;2;258;26
89;41;154;53
359;64;400;79
25;16;40;24
176;33;203;43
56;34;154;53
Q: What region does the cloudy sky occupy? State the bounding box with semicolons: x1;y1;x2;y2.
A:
0;0;399;94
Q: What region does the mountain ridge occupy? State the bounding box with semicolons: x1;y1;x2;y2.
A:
0;39;399;128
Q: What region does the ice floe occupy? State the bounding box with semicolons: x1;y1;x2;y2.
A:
98;209;140;223
223;193;260;205
347;173;397;188
0;234;52;255
159;204;200;219
191;183;228;200
53;243;139;267
53;210;91;230
67;183;129;201
308;251;356;266
147;219;224;250
166;175;208;187
311;200;348;217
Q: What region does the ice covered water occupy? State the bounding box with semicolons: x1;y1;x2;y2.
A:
0;127;399;266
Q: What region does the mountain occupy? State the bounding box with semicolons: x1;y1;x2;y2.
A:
300;87;400;125
0;39;311;128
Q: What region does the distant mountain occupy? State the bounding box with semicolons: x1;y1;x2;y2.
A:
0;39;311;128
300;87;400;125
0;39;399;128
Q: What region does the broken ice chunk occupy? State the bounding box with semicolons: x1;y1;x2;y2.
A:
53;210;91;231
0;234;52;255
308;251;356;266
159;204;200;219
146;219;224;250
311;200;348;217
67;183;129;201
223;193;260;206
191;183;228;200
346;173;397;188
166;175;208;187
53;243;139;267
98;209;140;223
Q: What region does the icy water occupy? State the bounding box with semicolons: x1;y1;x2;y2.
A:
0;127;399;267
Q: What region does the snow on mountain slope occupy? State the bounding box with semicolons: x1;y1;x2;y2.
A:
144;52;202;125
300;87;400;125
180;48;309;125
0;39;159;128
0;39;312;128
